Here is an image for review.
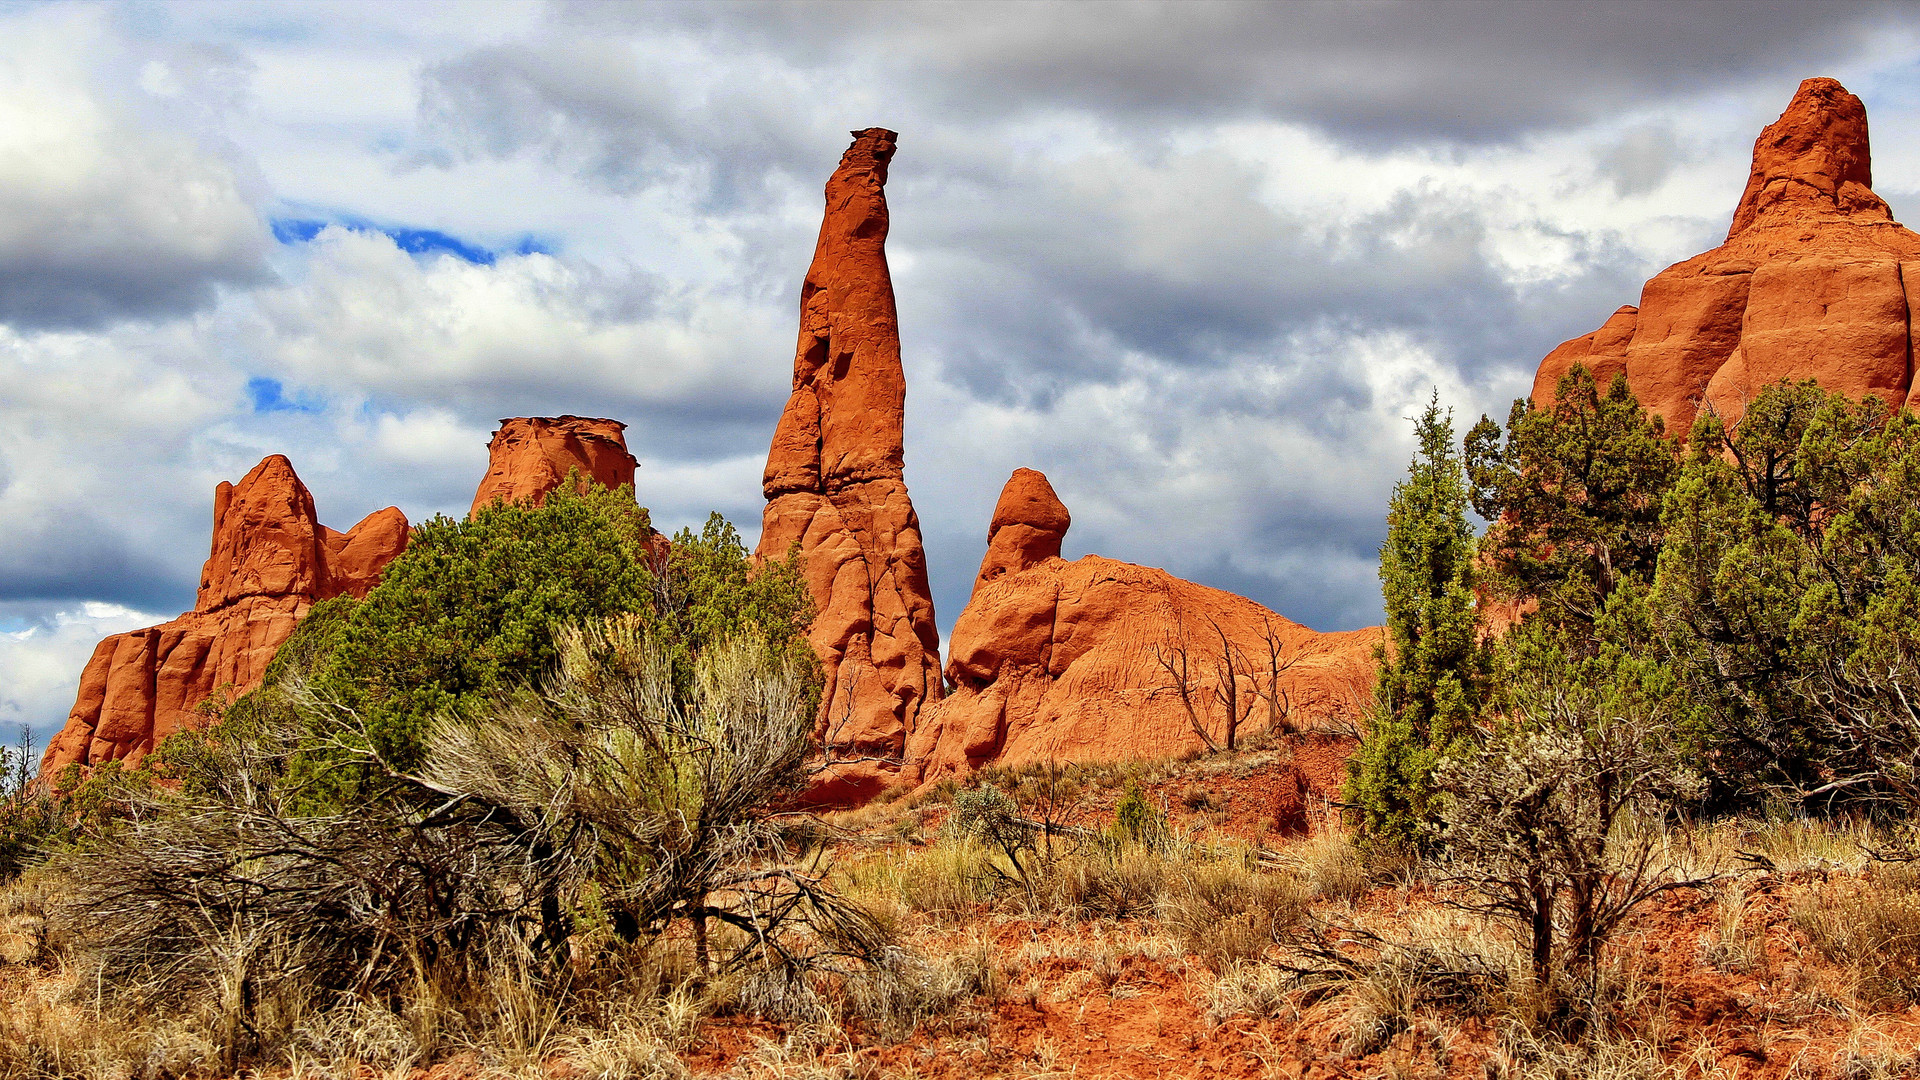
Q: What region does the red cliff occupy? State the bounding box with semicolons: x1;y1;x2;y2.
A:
40;456;408;775
1534;78;1920;430
757;128;942;802
905;472;1380;792
470;416;638;517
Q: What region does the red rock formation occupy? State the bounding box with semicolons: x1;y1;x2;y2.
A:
1534;78;1920;430
39;457;408;776
470;416;638;517
905;554;1381;789
974;469;1070;596
758;128;942;802
906;475;1380;790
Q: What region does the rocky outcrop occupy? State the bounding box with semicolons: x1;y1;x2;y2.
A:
974;469;1070;596
904;477;1380;789
758;128;942;802
470;416;638;517
1533;78;1920;431
39;457;407;776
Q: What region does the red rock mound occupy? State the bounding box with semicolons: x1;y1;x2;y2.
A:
904;472;1380;789
906;555;1380;787
758;128;942;801
1534;78;1920;431
40;456;408;775
470;416;638;517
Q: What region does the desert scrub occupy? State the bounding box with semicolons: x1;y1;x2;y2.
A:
20;613;939;1077
1795;861;1920;1007
1160;854;1308;969
839;836;994;922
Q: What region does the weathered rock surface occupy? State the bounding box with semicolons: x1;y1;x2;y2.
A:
974;468;1070;597
757;128;942;802
1533;78;1920;430
907;477;1379;789
40;457;408;776
470;416;638;517
904;554;1381;789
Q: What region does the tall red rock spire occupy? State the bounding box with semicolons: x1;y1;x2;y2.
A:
1533;77;1920;431
758;128;941;800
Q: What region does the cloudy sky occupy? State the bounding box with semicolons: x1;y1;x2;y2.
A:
4;0;1920;748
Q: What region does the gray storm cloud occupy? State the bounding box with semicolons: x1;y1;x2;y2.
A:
0;15;272;329
560;0;1914;141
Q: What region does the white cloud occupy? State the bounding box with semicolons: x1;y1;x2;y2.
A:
0;601;164;747
251;227;788;420
0;7;271;329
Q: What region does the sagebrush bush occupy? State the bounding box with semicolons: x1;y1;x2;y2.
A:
26;612;921;1074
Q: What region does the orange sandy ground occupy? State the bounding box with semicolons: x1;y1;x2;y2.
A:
682;752;1920;1080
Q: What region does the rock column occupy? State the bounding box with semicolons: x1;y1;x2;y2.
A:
757;128;942;801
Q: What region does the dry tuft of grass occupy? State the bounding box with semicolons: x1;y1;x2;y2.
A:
1206;960;1294;1024
1794;860;1920;1008
1491;1024;1672;1080
1698;883;1767;976
1161;856;1306;969
1268;829;1372;903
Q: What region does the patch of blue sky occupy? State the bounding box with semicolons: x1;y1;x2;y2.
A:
269;215;557;266
247;377;325;415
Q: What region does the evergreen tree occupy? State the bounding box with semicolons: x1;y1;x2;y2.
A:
216;481;813;808
1346;394;1490;848
1465;366;1678;646
1653;382;1912;801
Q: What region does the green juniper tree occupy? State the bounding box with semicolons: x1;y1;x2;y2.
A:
1654;382;1920;803
1346;394;1491;848
213;479;812;808
1465;366;1678;649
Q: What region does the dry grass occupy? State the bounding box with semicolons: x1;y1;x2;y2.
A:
22;736;1920;1080
1267;829;1373;903
1794;860;1920;1008
1490;1024;1672;1080
1697;882;1767;976
1207;960;1294;1023
1160;855;1307;968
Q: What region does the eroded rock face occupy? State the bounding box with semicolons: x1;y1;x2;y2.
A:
904;554;1381;789
907;473;1377;792
757;129;942;802
1534;78;1920;431
39;456;408;776
470;416;638;518
974;468;1070;596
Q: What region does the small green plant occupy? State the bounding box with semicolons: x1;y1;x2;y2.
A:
1110;777;1167;849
